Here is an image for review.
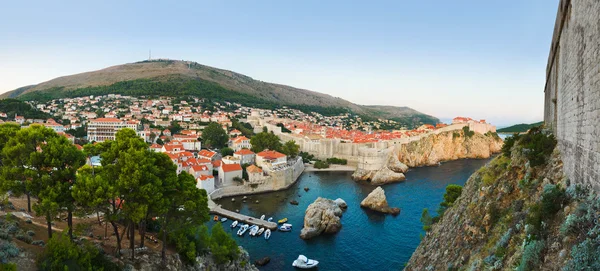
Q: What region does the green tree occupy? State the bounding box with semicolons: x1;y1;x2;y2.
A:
281;140;300;157
250;130;282;153
438;184;463;216
209;223;239;264
220;147;234;156
202;122;228;149
1;125;57;213
35;135;85;239
420;208;433;231
162;172;210;263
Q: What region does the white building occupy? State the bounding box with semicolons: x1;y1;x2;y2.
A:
255;150;287;168
196;175;215;194
218;163;243;187
87;118;138;142
222;155;241;165
229;136;251;151
233;149;255;165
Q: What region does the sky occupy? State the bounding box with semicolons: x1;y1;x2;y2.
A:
0;0;559;126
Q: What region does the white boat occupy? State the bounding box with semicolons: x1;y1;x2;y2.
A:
257;227;265;236
267;217;273;222
231;221;238;228
237;224;249;236
220;217;228;222
264;229;271;240
292;255;319;269
282;223;293;228
260;214;266;220
249;225;259;236
279;225;292;232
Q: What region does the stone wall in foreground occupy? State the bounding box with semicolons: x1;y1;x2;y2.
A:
544;0;600;191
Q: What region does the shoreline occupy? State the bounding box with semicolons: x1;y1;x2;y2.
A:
303;164;356;172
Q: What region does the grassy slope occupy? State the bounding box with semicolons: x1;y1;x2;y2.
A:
1;60;438;127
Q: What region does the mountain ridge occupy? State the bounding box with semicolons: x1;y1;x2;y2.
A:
1;59;439;128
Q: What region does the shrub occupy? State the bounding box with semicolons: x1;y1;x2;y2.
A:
25;219;32;224
452;132;460;139
0;232;9;241
31;240;45;247
5;226;17;235
519;127;557;167
326;157;347;165
0;263;16;271
313;160;329;169
15;234;32;244
541;184;567;216
437;184;463;217
36;232;115;270
517;240;544;271
0;241;19;263
232;177;243;183
26;230;35;237
563;238;600;271
462;126;475;138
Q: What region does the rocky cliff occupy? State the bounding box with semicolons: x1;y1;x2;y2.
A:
406;129;600;271
352;148;408;185
397;129;503;167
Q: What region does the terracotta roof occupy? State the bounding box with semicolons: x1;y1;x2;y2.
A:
256;150;286;159
150;143;162;149
198;149;216;158
212;160;222;167
191;165;208;172
246;165;263;173
197;175;214;181
234;149;254;155
231;136;249;143
221;163;242;172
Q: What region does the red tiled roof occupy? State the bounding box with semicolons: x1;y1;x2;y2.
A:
91;118;122;123
198;149;216;158
191;165;208;172
246;164;262;173
234;149;254;155
256;150;286;159
231;136;249;143
221;163;242;172
197;175;214;181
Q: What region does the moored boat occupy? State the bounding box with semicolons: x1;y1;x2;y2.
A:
267;217;273;222
237;224;249;236
220;217;228;222
249;225;259;236
257;227;265;236
260;214;266;220
292;255;319;269
264;229;271;240
231;220;238;228
278;218;288;224
282;223;293;228
279;225;292;232
213;215;218;221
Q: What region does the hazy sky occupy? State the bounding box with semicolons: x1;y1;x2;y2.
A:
0;0;559;126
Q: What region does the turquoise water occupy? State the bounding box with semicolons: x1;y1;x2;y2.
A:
213;157;492;270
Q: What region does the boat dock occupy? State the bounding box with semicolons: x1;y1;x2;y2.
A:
208;200;278;230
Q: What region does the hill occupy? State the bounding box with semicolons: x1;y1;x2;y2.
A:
0;59;438;128
497;121;543;133
0;99;50;120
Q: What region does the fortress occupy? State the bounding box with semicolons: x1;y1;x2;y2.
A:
544;0;600;191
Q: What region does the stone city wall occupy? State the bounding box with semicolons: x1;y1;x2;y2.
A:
544;0;600;191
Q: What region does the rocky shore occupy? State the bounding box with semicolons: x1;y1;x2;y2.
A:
352;148;408;185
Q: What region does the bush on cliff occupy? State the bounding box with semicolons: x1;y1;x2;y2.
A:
209;223;239;265
462;126;475;138
37;232;119;271
501;134;520;157
420;208;433;231
519;127;556;167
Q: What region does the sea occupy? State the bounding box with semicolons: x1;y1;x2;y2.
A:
213;157;493;270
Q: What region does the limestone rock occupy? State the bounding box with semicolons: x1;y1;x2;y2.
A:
300;197;343;239
352;148;408;185
334;198;348;209
360;187;400;215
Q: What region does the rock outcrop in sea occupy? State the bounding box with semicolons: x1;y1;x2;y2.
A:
352;148;408;185
300;197;344;239
360;186;400;215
